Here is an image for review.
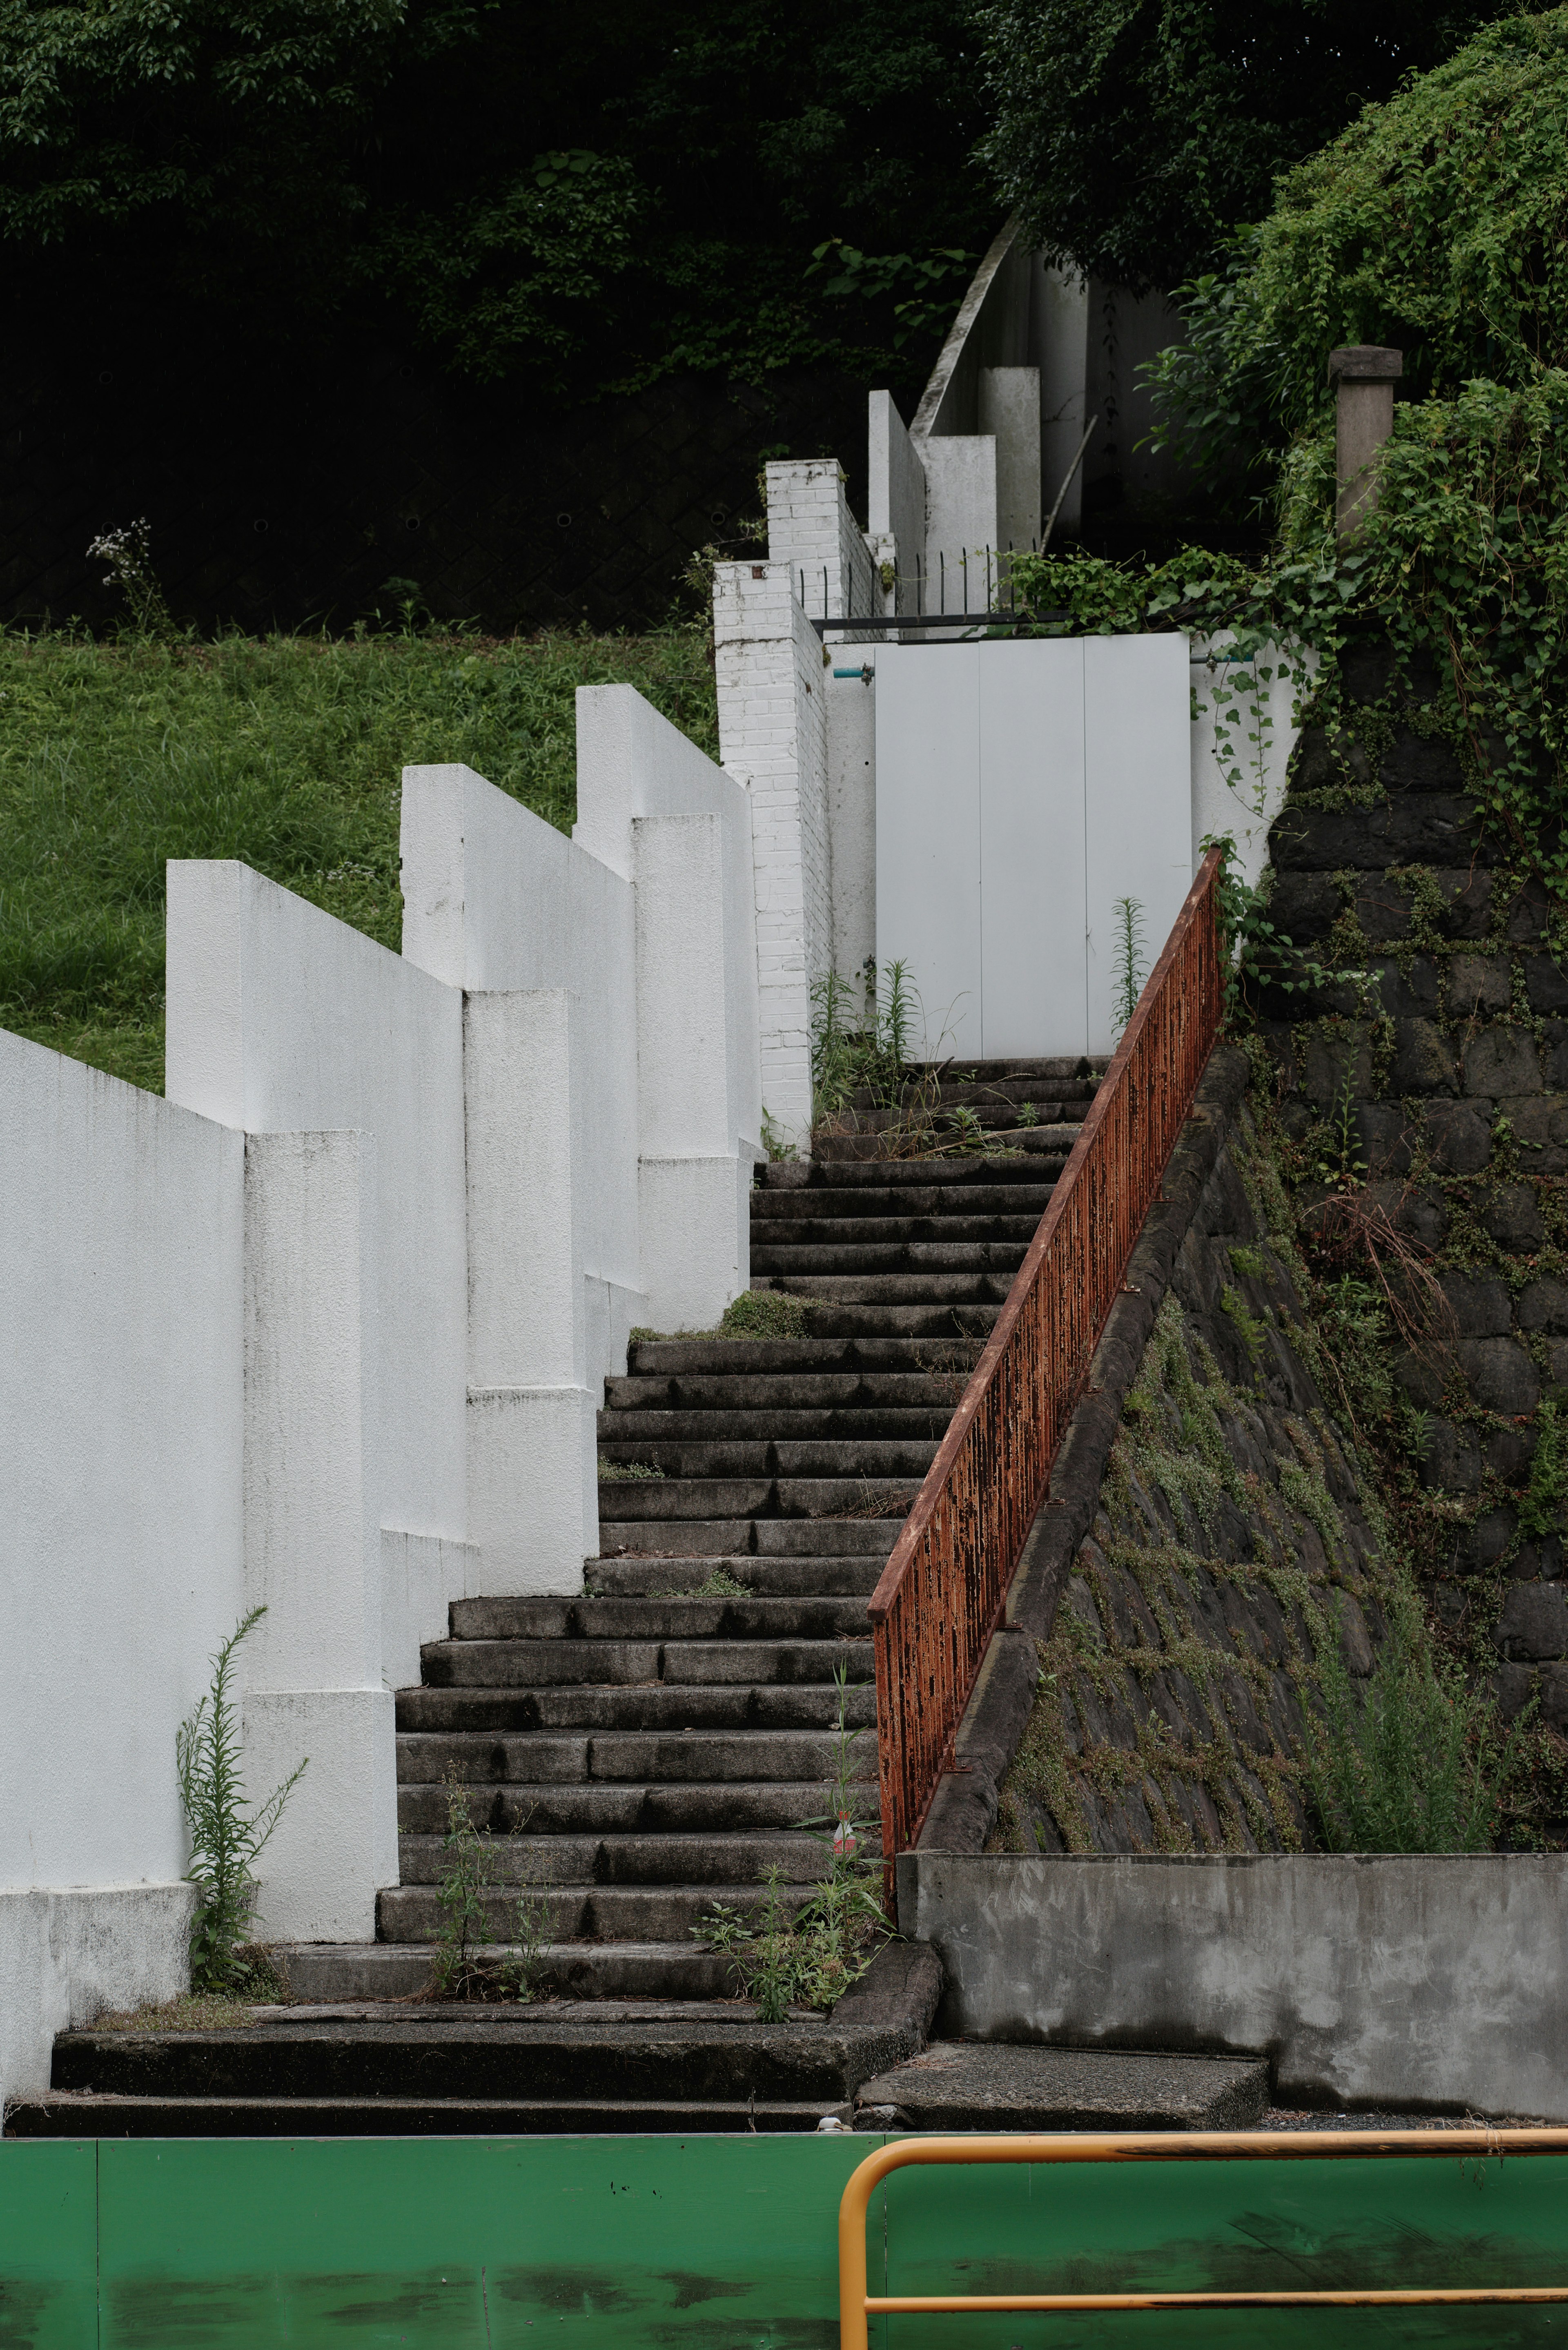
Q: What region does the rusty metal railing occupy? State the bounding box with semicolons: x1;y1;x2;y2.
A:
837;2131;1568;2346
867;847;1224;1869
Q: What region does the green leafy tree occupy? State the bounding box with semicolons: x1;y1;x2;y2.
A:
1149;8;1568;486
975;0;1510;296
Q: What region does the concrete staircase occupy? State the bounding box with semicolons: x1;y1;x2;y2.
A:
10;1062;1103;2137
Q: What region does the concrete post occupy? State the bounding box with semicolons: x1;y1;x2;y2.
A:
1330;345;1403;539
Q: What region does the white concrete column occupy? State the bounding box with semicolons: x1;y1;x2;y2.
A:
634;811;750;1329
713;562;831;1150
465;989;597;1594
242;1128;396;1942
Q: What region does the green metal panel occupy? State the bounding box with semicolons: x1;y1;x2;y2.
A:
4;2136;1568;2347
880;2152;1568;2349
0;2140;98;2350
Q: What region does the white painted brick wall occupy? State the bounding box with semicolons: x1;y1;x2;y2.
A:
714;559;831;1150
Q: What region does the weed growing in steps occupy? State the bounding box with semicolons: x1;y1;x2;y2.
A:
1111;896;1147;1037
87;1975;288;2032
0;623;716;1092
428;1769;553;2002
691;1662;890;2021
629;1290;810;1344
598;1458;666;1481
177;1606;307;1992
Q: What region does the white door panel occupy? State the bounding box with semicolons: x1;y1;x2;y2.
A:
874;635;1189;1058
977;639;1085;1058
874;643;981;1059
1083;636;1193;1055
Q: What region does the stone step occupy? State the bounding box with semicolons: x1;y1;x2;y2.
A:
599;1438;940;1481
396;1726;869;1785
748;1243;1028;1277
449;1594;875;1642
378;1878;822;1941
754;1154;1067;1191
6;2090;850;2137
748;1190;1055;1225
853;2043;1270;2133
272;1941;735;2004
596;1519;898;1559
625;1338;982;1378
395;1681;878;1733
395;1828;858;1886
811;1130;1077;1164
596;1477;913;1524
587;1554;884;1597
749;1215;1042;1247
46;2016;878;2103
604;1372;971;1413
420;1634;875;1686
397;1778;872;1835
599;1408;953;1443
750;1272;1015;1304
656;1303;1004;1341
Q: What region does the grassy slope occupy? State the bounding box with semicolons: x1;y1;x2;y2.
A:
0;626;717;1092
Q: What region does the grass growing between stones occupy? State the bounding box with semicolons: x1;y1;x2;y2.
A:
0;623;716;1091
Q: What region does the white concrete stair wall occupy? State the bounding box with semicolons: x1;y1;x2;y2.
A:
0;1037;243;2111
1;682;762;2099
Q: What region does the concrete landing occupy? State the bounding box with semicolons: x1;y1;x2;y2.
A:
853;2042;1269;2132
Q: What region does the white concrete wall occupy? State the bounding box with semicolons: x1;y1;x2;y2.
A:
0;1035;244;2107
714;562;831;1149
903;1851;1568;2121
867;391;926;617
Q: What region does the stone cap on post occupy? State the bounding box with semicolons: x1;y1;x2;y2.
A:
1330;344;1403;540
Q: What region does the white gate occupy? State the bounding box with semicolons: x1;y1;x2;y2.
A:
873;635;1192;1059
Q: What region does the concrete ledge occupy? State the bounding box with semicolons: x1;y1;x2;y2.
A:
899;1851;1568;2120
919;1042;1252;1856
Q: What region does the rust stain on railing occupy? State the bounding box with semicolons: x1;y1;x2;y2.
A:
868;846;1225;1870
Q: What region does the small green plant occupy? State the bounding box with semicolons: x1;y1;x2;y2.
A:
719;1289;808;1340
1519;1400;1568;1543
1306;1594;1515;1854
1227;1244;1268;1281
691;1661;888;2016
760;1107;798;1163
1016;1097;1040;1128
431;1769;495;1998
87;517;178;640
501;1864;555;2004
695;1564;751;1596
176;1606;307;1993
598;1458;665;1480
1111;896;1147;1036
1220;1284;1268;1372
1396;1402;1434;1467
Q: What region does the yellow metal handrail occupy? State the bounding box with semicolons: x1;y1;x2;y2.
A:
837;2129;1568;2346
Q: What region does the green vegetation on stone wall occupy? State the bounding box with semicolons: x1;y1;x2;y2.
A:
0;623;717;1094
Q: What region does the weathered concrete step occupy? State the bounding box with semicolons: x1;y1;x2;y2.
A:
421;1635;875;1687
395;1682;878;1734
48;2018;875;2103
601;1516;898;1557
379;1880;818;1941
449;1594;874;1641
6;2091;851;2137
273;1941;734;2003
752;1272;1015;1304
596;1477;913;1524
812;1131;1077;1164
750;1243;1028;1276
626;1338;982;1377
854;2044;1270;2133
599;1407;952;1443
747;1184;1053;1222
750;1304;1000;1339
588;1554;885;1597
395;1827;861;1888
751;1216;1041;1249
397;1779;873;1835
604;1371;971;1411
598;1439;939;1480
396;1727;868;1786
755;1153;1067;1190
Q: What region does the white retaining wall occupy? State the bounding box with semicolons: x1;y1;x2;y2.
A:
2;684;761;2107
0;1039;243;2109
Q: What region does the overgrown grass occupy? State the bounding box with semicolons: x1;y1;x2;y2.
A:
0;624;717;1091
